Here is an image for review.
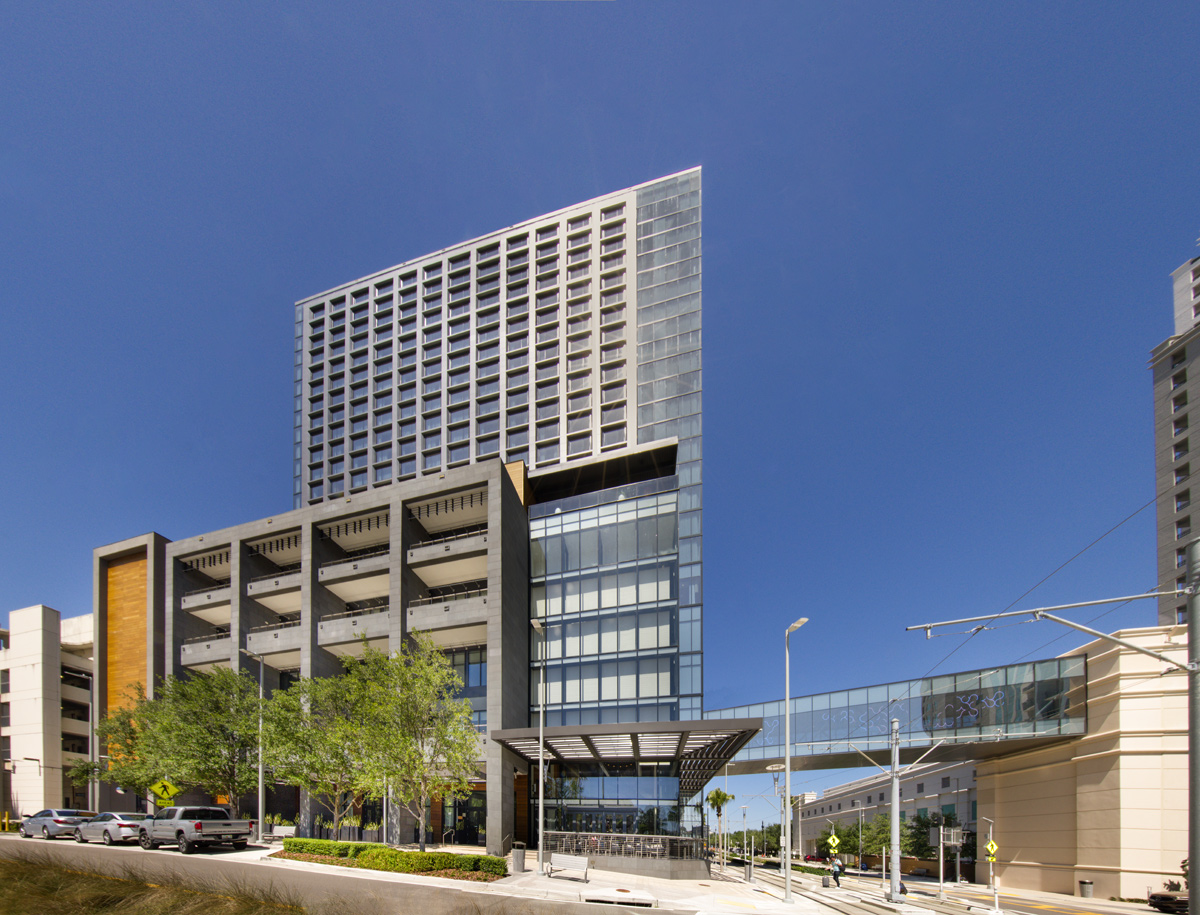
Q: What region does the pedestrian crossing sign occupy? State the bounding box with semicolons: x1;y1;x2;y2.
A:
985;839;998;855
827;835;840;851
149;780;181;803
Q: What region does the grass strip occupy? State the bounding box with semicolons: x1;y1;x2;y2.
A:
0;855;304;915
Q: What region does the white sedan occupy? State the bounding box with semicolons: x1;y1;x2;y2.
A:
74;812;151;845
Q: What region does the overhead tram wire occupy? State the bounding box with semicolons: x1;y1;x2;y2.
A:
891;496;1157;709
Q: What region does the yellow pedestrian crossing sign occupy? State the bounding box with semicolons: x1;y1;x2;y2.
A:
827;834;840;851
985;839;998;855
149;780;182;804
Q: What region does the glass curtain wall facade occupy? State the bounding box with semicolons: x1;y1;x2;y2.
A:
635;173;702;718
531;478;681;725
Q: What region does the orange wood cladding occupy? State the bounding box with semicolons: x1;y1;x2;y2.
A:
105;553;147;711
515;772;529;841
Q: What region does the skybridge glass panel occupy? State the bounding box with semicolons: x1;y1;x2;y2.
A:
706;657;1087;763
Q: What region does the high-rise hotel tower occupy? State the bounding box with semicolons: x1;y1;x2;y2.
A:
92;170;755;868
291;168;705;721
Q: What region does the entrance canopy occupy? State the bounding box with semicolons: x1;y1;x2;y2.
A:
491;717;761;798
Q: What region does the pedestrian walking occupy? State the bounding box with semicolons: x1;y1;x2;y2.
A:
831;858;842;887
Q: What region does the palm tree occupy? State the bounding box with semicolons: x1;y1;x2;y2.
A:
707;788;734;870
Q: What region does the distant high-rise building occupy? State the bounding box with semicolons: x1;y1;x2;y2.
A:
1151;255;1200;624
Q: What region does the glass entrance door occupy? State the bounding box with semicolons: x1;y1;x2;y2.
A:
443;789;486;846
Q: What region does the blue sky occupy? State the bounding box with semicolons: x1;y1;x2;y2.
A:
2;2;1198;828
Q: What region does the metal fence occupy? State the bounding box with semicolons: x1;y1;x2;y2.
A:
544;830;706;860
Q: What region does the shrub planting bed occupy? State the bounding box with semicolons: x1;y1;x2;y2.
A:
277;838;506;881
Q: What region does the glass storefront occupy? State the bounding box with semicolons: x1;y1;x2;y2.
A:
529;760;703;841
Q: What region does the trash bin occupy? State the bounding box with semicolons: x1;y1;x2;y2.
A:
822;876;831;888
1078;880;1093;898
512;842;526;872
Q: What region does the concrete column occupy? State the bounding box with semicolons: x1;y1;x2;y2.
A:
486;743;517;856
300;521;342;680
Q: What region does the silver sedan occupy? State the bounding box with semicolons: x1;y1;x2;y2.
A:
20;809;96;839
74;812;151;845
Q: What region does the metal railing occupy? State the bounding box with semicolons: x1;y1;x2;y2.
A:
409;587;486;609
182;581;231;598
183;632;230;645
411;525;487;549
249;565;302;584
319;545;390;571
249;619;302;634
321;604;390;623
543;831;706;860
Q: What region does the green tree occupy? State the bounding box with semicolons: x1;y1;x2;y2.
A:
67;684;166;798
906;810;958;861
860;811;894;858
152;667;263;815
265;665;364;832
354;634;479;853
816;820;858;859
706;788;734;863
69;673;262;813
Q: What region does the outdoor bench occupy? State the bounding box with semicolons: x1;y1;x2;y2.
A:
548;852;589;882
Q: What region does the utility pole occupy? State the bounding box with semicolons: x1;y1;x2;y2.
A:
909;570;1197;915
889;718;902;902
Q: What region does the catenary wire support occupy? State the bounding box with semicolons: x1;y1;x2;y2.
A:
907;579;1195;915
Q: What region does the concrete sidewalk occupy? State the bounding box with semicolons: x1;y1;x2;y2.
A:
253;842;827;914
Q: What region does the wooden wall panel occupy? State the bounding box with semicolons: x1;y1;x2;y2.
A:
105;553;147;711
515;772;529;842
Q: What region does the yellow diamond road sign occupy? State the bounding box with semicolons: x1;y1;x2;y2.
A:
827;835;840;850
985;839;998;855
149;780;181;803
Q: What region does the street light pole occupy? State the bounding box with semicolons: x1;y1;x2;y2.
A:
858;805;864;871
767;764;785;869
784;617;808;904
742;804;748;859
240;648;265;841
888;718;902;902
531;619;547;876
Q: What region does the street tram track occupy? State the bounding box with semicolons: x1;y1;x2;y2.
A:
748;866;985;915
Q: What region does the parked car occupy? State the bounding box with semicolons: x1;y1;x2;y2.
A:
20;809;97;839
74;812;151;846
1149;891;1188;914
138;806;253;854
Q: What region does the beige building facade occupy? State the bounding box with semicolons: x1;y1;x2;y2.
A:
0;605;93;819
978;625;1187;899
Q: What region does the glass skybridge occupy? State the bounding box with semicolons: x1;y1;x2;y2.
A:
705;655;1087;774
